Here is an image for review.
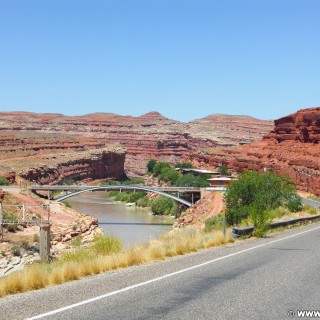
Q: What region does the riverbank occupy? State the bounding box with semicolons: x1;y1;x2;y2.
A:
0;188;103;277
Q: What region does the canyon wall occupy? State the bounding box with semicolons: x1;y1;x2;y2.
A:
0;111;273;176
11;147;126;184
184;108;320;195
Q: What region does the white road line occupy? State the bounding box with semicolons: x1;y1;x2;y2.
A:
26;225;320;320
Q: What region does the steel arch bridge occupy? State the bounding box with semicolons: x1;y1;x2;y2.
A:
53;185;194;206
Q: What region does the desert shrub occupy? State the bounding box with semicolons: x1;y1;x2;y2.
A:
218;164;230;176
61;200;72;208
92;235;122;255
11;245;21;257
268;207;290;221
175;162;193;169
0;176;10;185
302;205;317;215
70;236;82;247
204;215;223;232
61;178;75;185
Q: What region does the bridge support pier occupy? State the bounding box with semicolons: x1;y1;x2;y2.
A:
47;190;53;200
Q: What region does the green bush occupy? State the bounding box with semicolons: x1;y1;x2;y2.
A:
225;171;300;227
150;195;176;215
0;176;10;185
137;196;149;207
204;215;223;232
176;174;209;187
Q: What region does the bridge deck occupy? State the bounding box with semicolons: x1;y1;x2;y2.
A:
30;185;201;193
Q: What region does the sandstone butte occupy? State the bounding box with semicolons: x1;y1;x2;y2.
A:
0;111;272;180
183;107;320;196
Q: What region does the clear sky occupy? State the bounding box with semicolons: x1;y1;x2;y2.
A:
1;0;320;122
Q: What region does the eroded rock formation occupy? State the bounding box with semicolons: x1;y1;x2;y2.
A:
18;147;126;184
183;108;320;195
0;111;273;176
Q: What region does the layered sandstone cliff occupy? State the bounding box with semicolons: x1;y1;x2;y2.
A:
1;146;126;185
0;111;273;176
184;108;320;195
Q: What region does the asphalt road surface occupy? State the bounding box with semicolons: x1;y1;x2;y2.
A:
1;223;320;320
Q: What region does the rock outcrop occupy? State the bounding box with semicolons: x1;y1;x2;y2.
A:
183;108;320;196
19;147;126;184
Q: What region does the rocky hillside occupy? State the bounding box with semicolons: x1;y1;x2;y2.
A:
0;111;273;176
183;107;320;196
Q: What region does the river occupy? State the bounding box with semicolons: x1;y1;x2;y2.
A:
67;191;173;247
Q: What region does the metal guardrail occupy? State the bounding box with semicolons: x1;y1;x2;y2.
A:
232;214;320;237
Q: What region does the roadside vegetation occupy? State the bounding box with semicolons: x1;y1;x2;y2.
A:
0;229;232;297
225;171;305;237
100;160;209;216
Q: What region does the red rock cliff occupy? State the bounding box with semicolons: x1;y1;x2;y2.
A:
184;108;320;196
0;111;273;176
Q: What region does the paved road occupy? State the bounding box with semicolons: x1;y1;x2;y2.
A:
1;223;320;320
301;196;320;209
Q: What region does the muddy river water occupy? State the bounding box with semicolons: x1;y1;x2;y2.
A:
68;191;173;247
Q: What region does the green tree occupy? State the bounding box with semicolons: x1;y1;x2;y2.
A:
175;162;193;169
150;195;176;215
176;174;210;187
158;167;179;185
225;171;301;233
147;159;157;173
153;162;171;176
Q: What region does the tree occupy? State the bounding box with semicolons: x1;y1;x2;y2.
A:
176;174;210;187
153;162;171;176
158;167;179;185
225;171;301;233
175;162;193;169
150;195;176;215
218;164;230;176
147;159;157;173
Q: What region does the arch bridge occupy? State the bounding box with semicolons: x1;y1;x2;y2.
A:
29;185;202;207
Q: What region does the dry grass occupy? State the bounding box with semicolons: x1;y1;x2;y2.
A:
0;229;232;298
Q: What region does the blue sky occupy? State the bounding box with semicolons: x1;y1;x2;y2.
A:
1;0;320;122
